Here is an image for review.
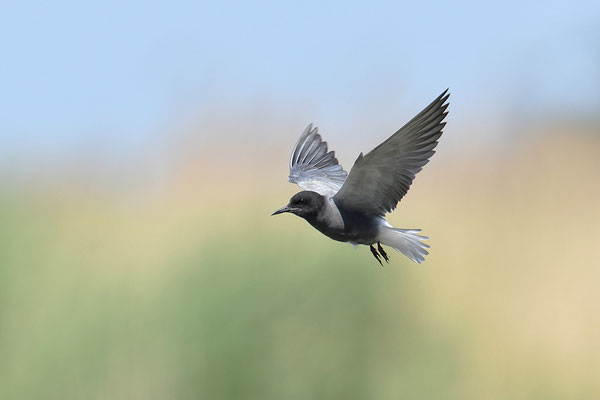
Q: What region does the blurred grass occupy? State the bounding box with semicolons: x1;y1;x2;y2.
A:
1;134;599;399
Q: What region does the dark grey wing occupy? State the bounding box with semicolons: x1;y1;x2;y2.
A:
333;90;450;215
289;124;347;197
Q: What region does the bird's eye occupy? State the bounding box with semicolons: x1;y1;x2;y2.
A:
299;198;304;203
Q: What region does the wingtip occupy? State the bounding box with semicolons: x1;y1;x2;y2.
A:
440;88;450;103
302;123;318;137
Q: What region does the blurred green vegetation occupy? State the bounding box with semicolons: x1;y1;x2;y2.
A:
1;135;599;399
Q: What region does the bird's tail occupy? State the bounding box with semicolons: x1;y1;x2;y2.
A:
376;227;430;264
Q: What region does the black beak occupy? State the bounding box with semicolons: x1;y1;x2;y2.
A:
271;206;291;216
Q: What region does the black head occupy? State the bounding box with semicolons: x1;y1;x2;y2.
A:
271;190;325;219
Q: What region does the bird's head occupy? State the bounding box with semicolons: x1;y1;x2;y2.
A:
271;190;325;219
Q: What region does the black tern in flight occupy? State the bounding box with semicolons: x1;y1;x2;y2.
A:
272;90;450;264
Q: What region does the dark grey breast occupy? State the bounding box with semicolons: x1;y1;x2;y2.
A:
333;90;450;216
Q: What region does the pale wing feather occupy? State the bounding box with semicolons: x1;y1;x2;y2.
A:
334;90;450;215
288;124;347;197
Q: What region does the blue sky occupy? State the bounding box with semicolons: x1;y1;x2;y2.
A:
1;0;599;161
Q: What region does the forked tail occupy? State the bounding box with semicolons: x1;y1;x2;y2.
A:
377;227;430;263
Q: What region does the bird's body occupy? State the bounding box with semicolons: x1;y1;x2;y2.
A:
272;90;450;264
306;196;382;245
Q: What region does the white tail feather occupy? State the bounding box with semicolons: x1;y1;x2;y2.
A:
377;227;430;263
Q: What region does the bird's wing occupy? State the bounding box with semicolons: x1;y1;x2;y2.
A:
288;124;347;197
333;90;450;215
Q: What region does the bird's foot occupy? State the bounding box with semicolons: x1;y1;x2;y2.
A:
370;244;383;266
377;242;389;263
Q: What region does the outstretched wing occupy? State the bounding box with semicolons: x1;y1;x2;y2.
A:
288;124;347;197
334;90;450;215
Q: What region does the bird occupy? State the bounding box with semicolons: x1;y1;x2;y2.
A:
271;90;450;264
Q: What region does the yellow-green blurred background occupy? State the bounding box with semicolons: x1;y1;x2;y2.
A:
2;2;599;399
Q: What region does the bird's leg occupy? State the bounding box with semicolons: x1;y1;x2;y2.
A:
377;242;389;263
370;244;383;266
